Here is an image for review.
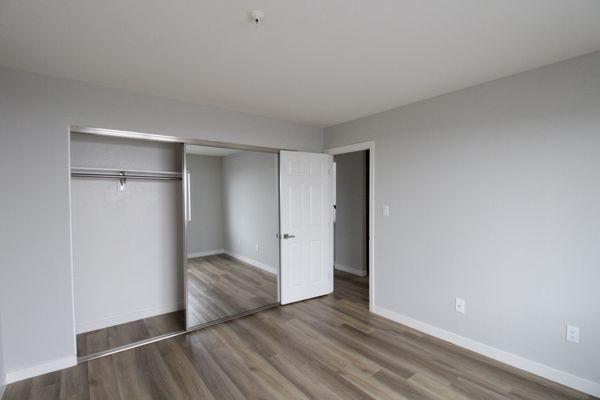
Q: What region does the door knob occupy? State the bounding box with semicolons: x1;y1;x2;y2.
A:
283;233;295;239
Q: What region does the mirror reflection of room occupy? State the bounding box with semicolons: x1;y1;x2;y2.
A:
185;145;279;329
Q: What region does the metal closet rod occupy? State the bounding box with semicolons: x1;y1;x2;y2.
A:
71;173;181;180
70;167;182;180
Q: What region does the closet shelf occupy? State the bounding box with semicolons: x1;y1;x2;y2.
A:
71;166;182;180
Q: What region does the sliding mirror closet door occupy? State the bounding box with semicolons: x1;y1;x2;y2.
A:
184;145;279;329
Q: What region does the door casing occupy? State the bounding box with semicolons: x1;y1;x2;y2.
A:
324;141;375;312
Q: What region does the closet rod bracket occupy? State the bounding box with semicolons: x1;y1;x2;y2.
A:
119;171;126;191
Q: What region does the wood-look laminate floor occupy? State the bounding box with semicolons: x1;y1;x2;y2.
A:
187;254;278;327
5;271;596;400
76;311;185;358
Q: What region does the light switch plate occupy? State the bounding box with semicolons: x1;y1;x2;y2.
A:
383;205;390;216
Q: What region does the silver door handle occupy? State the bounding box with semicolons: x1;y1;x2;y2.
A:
283;233;295;239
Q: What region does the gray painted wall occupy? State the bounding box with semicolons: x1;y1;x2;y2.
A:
223;151;279;272
0;317;5;396
187;155;224;255
0;66;322;381
70;133;182;171
334;151;367;275
324;52;600;385
70;134;182;333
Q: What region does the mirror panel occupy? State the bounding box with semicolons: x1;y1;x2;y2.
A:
184;144;279;329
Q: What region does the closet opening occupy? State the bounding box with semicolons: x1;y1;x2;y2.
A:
70;132;186;359
69;127;282;361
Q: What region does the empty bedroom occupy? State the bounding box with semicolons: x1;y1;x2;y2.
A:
0;1;599;399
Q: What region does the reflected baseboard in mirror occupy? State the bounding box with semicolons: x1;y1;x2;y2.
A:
186;254;277;328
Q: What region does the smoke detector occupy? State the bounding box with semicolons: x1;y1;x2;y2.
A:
249;10;264;25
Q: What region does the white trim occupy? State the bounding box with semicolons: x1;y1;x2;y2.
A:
0;378;5;400
326;141;375;156
325;141;375;312
187;249;224;258
334;263;367;277
224;250;277;275
5;355;77;384
372;304;600;397
76;302;184;334
67;128;79;365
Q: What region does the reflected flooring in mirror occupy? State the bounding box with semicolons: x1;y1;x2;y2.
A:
187;253;278;328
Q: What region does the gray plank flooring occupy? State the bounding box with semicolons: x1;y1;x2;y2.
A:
4;270;595;400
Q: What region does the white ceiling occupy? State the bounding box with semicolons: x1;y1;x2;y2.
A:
187;145;240;157
0;1;599;127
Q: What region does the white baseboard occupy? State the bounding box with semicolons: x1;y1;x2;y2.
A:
224;250;277;275
5;355;77;384
372;304;600;397
187;249;224;258
334;263;366;277
76;302;184;334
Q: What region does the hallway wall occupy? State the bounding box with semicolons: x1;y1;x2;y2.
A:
334;151;367;276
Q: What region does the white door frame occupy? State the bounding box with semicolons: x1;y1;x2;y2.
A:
325;141;375;312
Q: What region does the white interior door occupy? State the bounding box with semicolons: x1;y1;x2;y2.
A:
280;150;333;305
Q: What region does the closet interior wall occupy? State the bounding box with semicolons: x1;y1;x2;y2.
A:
70;133;183;336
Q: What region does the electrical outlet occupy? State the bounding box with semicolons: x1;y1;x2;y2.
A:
255;244;260;253
455;298;466;314
566;325;580;343
383;205;390;216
